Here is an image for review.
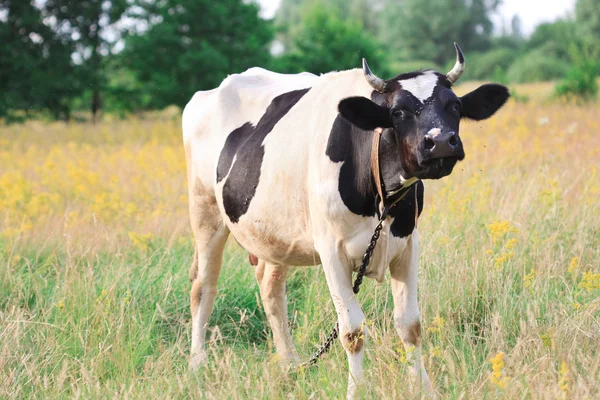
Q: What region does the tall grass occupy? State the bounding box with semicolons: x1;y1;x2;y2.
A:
1;97;599;398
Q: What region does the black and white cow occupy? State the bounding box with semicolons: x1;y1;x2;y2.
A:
183;44;508;397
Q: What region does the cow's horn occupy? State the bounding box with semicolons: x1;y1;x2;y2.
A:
446;42;465;84
362;58;386;93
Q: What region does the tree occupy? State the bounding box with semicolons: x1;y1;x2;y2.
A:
42;0;128;122
0;0;75;120
380;0;501;66
122;0;273;110
275;0;384;50
526;20;581;62
575;0;600;51
273;3;386;76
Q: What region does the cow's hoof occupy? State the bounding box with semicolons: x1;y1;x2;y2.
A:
189;352;208;371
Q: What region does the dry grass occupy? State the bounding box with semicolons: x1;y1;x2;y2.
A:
1;92;599;398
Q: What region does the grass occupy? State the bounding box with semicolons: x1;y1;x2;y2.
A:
1;91;600;398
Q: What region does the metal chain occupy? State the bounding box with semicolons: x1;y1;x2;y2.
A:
298;208;389;369
296;185;417;370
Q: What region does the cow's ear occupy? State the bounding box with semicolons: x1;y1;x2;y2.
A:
460;84;510;121
338;96;392;130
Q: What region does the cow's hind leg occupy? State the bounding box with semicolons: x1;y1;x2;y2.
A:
389;230;433;395
255;260;298;363
188;187;229;370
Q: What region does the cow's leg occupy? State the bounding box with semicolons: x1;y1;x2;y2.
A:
188;188;229;370
254;260;298;362
319;247;366;399
389;229;433;395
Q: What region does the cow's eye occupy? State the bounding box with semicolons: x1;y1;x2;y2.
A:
451;102;461;114
392;108;412;120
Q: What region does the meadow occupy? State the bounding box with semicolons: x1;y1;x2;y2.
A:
1;88;599;398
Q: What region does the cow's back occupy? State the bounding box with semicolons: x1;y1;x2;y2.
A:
182;68;317;194
183;67;382;266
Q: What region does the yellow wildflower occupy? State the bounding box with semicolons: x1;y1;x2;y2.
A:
567;257;578;274
486;220;519;245
579;271;600;292
558;361;569;396
523;269;535;291
397;345;415;364
494;252;514;269
128;232;154;252
490;352;510;389
429;346;442;358
427;316;446;333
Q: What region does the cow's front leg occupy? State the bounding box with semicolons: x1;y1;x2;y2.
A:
320;245;367;399
389;229;433;395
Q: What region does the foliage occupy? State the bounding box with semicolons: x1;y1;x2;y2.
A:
122;0;273;109
463;47;518;81
2;93;600;397
1;0;599;121
0;0;76;121
575;0;600;52
42;0;129;121
380;0;501;66
272;3;386;76
555;46;600;101
506;49;570;83
276;0;383;49
526;20;581;62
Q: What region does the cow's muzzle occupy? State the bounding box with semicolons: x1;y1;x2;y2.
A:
423;129;464;159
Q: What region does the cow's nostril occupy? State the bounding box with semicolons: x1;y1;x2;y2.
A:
448;134;458;146
424;137;435;150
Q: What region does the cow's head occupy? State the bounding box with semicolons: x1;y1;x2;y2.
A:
338;43;509;181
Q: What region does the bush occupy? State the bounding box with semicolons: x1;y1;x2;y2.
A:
272;4;386;76
465;48;519;81
555;47;600;101
506;49;570;83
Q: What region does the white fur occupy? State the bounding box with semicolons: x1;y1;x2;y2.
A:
427;128;442;137
183;67;431;398
398;70;439;102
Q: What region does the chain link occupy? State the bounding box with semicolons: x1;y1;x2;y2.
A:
298;208;389;369
296;186;416;370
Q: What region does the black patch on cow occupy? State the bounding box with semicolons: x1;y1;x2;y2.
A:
389;181;424;238
326;115;376;217
436;74;453;89
218;88;310;223
326;114;424;237
216;123;253;183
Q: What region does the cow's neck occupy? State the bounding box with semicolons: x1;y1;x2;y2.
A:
327;115;414;218
376;129;410;197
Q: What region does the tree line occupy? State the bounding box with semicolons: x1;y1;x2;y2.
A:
1;0;598;122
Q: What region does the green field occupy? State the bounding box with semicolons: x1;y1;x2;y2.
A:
1;95;599;398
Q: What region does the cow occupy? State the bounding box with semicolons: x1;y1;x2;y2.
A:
182;43;509;397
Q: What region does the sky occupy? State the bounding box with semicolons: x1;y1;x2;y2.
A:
257;0;577;35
